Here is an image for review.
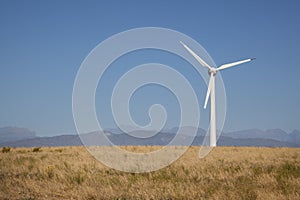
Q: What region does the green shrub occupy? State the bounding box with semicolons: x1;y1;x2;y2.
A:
32;147;41;152
2;147;11;153
45;165;55;179
68;170;85;184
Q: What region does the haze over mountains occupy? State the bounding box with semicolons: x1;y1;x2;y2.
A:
0;127;36;143
0;126;299;148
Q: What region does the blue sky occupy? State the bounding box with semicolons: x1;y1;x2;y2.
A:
0;0;299;136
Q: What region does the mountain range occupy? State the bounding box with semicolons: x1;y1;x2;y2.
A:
0;127;36;143
0;126;299;148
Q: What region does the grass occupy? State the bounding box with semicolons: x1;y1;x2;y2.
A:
0;146;299;199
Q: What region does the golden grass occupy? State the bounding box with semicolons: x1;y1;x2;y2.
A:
0;146;299;199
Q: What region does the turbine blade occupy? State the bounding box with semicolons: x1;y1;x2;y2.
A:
180;41;213;70
217;58;255;71
204;74;214;109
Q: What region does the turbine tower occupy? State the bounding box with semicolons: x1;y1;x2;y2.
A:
181;41;255;147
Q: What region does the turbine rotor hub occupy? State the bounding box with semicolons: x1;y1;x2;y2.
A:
208;69;217;76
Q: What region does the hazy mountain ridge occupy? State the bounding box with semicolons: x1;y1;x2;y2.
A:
222;128;300;144
0;127;299;147
0;127;36;143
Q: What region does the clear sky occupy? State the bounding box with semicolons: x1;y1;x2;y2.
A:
0;0;300;136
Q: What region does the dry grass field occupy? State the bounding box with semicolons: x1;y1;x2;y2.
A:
0;146;299;200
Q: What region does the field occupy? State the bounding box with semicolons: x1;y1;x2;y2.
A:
0;146;299;200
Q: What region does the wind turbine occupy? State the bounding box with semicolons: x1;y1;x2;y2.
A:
180;41;255;147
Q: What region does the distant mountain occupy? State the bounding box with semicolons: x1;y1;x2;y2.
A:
0;127;36;143
289;130;300;144
0;126;299;148
167;126;207;136
223;129;300;144
0;130;299;148
217;136;299;147
0;134;82;147
107;126;207;136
